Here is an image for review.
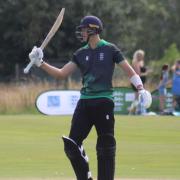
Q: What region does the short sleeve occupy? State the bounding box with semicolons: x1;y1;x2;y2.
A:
71;53;79;66
112;44;125;64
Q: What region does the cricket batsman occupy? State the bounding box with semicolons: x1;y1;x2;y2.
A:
28;15;152;180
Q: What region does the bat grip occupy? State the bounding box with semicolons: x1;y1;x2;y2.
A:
24;61;34;74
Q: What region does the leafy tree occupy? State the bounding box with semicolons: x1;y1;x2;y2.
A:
0;0;180;80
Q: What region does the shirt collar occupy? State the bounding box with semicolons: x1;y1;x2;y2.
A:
87;39;106;49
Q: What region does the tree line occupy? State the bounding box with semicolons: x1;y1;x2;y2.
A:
0;0;180;80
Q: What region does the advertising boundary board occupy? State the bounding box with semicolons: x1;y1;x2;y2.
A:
36;90;80;115
36;88;176;115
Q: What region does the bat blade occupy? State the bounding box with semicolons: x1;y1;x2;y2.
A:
40;8;65;50
23;8;65;74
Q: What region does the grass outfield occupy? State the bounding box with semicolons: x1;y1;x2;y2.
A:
0;115;180;179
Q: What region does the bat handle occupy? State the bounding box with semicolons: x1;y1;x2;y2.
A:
40;42;46;50
23;61;34;74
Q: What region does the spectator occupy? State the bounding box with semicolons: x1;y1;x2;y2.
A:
158;64;169;114
132;49;147;88
129;49;150;115
171;60;180;111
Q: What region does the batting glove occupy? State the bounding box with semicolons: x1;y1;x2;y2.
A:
29;46;44;67
138;89;152;108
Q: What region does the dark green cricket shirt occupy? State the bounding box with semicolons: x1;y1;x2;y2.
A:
72;39;125;99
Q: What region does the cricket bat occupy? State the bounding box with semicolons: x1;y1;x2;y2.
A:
24;8;65;74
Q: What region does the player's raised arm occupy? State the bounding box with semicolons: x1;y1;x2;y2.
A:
28;46;77;79
41;61;77;79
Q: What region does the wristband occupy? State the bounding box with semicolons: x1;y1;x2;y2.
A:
130;74;143;90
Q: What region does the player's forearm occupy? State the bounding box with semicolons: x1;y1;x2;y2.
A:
40;61;66;79
119;60;137;78
132;64;141;75
119;60;144;90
